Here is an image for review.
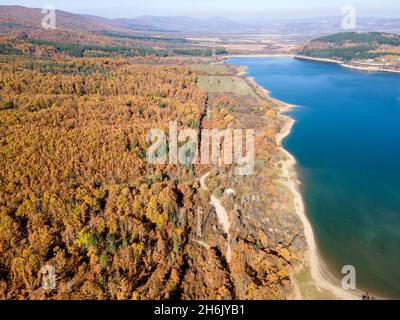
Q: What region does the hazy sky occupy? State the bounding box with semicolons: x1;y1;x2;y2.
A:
1;0;399;19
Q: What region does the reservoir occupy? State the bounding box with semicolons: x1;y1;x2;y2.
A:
227;57;400;298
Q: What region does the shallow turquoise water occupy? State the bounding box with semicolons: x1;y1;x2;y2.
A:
227;57;400;299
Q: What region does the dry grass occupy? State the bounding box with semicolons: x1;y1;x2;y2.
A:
197;76;256;96
189;64;230;75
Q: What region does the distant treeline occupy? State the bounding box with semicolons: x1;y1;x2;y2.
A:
26;38;170;57
298;47;390;61
22;60;111;76
2;38;227;58
0;44;23;55
0;22;28;29
314;32;400;46
172;48;212;56
100;31;189;44
215;48;229;55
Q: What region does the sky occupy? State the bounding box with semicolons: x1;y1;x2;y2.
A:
0;0;399;19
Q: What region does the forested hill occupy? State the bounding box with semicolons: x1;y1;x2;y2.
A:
0;5;229;58
297;32;400;63
314;32;400;46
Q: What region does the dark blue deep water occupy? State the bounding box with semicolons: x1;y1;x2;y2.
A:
227;57;400;298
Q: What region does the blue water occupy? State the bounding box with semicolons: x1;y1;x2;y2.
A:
227;57;400;299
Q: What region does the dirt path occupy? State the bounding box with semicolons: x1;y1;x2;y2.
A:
200;171;232;263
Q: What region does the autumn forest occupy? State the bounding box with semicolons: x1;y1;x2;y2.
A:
0;5;305;300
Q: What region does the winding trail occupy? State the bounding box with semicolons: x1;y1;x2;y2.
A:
200;171;232;263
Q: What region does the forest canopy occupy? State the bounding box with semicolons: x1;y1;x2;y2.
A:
0;54;207;299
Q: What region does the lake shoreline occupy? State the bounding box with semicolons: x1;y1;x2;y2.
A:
294;55;400;75
226;54;294;58
225;54;400;75
276;112;362;300
230;58;364;300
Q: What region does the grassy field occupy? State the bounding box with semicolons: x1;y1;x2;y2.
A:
163;56;215;62
189;64;230;75
197;76;256;96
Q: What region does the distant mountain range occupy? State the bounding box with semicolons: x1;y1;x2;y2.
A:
1;5;399;35
243;16;400;36
115;15;253;33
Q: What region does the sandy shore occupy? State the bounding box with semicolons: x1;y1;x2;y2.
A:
226;54;294;58
246;75;270;96
295;55;400;75
234;61;363;300
240;67;296;110
276;115;362;300
236;65;271;96
341;63;400;74
294;55;342;65
237;65;248;76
